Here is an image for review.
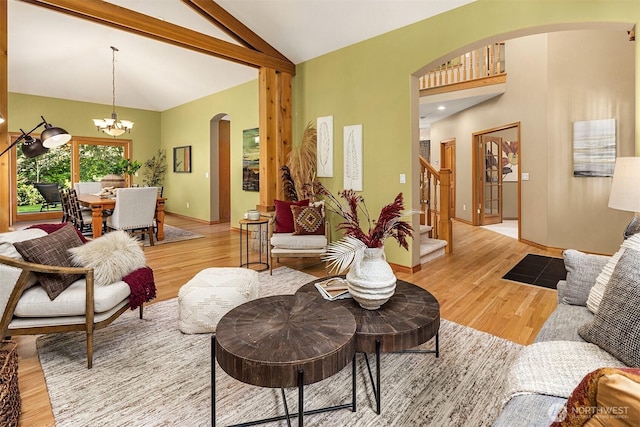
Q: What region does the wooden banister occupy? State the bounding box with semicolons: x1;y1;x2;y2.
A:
419;156;452;254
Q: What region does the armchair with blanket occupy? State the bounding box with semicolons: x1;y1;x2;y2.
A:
0;223;156;368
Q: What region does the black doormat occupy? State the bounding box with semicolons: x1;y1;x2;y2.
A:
502;254;566;289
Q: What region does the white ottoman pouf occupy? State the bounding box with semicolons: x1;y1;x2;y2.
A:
178;267;259;334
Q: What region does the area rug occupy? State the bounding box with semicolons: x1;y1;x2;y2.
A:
502;253;566;289
144;224;204;246
38;267;522;426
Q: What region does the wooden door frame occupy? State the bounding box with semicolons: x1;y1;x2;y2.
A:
440;138;456;218
471;122;521;234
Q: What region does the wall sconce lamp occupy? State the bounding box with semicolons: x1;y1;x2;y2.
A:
0;116;71;159
608;157;640;239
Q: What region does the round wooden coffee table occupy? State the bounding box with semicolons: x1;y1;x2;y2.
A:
213;293;357;426
296;277;441;414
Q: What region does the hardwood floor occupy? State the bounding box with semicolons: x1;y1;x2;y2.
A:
15;216;559;427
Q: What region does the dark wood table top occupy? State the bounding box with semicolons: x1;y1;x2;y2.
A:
215;293;356;388
297;277;440;353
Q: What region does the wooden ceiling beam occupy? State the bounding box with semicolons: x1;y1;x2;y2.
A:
181;0;291;64
20;0;295;75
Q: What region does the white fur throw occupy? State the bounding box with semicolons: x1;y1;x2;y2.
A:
68;231;146;287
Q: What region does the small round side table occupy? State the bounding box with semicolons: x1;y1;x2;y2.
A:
238;218;269;271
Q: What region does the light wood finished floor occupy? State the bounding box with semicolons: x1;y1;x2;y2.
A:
15;217;560;427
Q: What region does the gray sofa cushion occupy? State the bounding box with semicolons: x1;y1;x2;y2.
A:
493;394;566;427
535;304;592;343
579;248;640;367
562;249;609;306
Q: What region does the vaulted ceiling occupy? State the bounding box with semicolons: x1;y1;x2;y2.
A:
8;0;474;112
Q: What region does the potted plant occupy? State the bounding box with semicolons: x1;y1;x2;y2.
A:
101;159;142;188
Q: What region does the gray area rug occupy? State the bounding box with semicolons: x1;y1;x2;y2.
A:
143;224;204;246
38;267;522;426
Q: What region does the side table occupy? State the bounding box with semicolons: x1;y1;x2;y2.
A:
213;293;357;426
296;277;441;414
238;218;269;271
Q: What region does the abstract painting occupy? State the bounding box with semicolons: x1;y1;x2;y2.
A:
242;128;260;191
573;119;616;177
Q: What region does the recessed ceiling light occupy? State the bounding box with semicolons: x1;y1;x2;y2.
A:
437;106;446;111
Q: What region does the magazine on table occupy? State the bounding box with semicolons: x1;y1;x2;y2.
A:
315;277;352;301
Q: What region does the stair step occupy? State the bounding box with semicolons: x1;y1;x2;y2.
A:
420;239;447;264
420;224;433;234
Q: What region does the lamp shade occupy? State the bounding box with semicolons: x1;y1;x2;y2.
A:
20;135;48;158
41;123;71;148
608;157;640;212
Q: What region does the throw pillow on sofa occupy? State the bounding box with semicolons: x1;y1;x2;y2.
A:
586;233;640;313
550;367;640;426
562;249;609;306
578;248;640;367
69;230;146;287
13;223;84;300
273;199;309;233
291;205;325;236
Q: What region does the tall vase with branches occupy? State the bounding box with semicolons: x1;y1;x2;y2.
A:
315;182;414;309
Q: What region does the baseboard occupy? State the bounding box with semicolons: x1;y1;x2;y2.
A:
163;211;221;225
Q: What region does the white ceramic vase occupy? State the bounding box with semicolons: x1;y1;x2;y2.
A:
346;246;397;310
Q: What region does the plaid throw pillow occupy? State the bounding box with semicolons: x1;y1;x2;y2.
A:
291;205;325;236
13;223;84;300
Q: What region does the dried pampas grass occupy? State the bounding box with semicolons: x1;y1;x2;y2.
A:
288;122;317;199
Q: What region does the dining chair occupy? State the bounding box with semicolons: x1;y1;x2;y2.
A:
68;189;104;236
74;182;103;194
106;187;158;246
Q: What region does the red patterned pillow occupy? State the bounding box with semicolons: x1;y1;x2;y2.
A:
291;205;325;236
274;199;309;233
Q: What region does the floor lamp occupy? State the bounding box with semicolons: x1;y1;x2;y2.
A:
608;157;640;239
0;116;71;159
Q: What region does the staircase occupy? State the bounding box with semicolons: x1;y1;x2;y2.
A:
419;224;447;264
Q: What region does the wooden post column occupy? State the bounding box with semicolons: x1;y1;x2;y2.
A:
0;0;9;232
258;67;292;213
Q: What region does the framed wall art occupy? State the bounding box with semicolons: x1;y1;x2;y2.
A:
242;127;260;191
317;115;334;177
573;118;616;177
343;124;363;191
173;146;192;173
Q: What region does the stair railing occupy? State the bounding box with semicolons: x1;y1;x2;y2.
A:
419;156;452;254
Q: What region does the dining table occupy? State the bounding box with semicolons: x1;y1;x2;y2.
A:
76;193;167;240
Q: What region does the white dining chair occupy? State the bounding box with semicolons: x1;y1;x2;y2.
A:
74;182;103;194
106;187;158;246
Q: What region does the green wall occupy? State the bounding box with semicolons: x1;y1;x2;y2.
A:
8;92;161;187
160;79;259;222
291;0;640;267
6;0;639;269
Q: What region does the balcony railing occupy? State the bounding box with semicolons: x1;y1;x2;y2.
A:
420;43;505;92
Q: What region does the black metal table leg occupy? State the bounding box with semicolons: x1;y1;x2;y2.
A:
213;345;356;426
212;335;216;427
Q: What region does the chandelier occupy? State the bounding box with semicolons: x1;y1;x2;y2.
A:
93;46;134;137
